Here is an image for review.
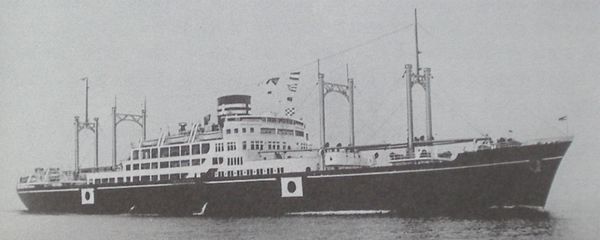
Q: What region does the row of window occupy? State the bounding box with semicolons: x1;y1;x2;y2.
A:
91;173;189;184
132;139;306;161
133;143;210;160
226;116;304;127
125;159;204;171
249;141;292;151
225;127;254;134
91;165;302;184
227;157;243;166
224;127;304;138
216;167;285;177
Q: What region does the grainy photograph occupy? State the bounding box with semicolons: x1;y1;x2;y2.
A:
1;1;598;239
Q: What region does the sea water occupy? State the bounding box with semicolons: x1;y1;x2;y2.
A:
0;206;598;240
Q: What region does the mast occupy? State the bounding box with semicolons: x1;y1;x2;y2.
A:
347;64;355;149
84;77;89;123
75;77;99;173
318;59;326;170
414;9;434;141
414;9;421;76
406;9;434;156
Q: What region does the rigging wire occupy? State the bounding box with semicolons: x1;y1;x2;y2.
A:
415;23;565;137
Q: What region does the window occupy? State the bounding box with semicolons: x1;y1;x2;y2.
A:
268;141;272;150
151;148;158;158
160;147;169;158
237;170;243;176
250;141;255;150
141;176;150;182
141;163;150;170
216;143;224;152
295;130;304;137
226;129;231;134
267;168;273;174
277;129;294;136
227;142;236;151
133;164;139;170
94;179;101;184
250;128;254;133
201;158;206;164
160;161;169;168
219;157;224;165
201;143;210;154
133;176;140;182
181;145;190;156
160;174;168;181
170;174;180;180
126;164;131;171
125;177;131;183
170;146;180;157
151;162;158;169
260;128;276;134
142;149;150;159
234;128;238;134
246;169;253;176
212;157;218;165
151;175;158;181
181;173;188;179
227;171;233;177
192;144;200;155
257;169;264;175
132;150;139;160
242;141;247;150
117;177;124;183
170;161;180;168
242;128;246;133
181;160;190;167
192;159;201;166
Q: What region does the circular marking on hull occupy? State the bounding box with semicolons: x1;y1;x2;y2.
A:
287;181;297;193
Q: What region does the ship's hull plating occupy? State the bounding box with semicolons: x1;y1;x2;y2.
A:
17;141;570;216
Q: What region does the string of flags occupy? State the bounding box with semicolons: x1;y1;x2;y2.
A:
264;71;301;117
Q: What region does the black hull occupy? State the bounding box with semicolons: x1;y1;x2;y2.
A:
18;141;570;216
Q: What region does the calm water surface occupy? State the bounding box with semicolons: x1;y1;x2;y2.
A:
1;208;598;240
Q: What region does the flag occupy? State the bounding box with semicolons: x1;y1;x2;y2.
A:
289;72;300;81
287;83;298;92
266;77;280;85
285;107;295;117
286;97;293;102
558;116;567;121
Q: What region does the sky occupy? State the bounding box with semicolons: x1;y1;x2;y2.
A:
0;0;599;213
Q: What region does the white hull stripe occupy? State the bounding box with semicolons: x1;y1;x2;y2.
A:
97;182;194;190
205;178;277;184
307;156;563;179
18;188;79;194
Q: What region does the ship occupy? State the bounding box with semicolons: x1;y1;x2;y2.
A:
16;11;572;216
